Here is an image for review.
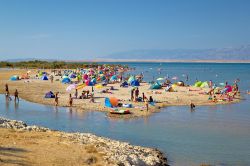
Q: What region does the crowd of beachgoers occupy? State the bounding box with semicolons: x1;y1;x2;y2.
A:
0;63;243;118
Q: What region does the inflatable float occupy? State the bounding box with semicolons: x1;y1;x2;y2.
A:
110;109;130;115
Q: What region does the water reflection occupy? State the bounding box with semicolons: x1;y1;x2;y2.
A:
14;101;19;111
5;99;10;111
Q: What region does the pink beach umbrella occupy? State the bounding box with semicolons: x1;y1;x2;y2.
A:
225;85;232;92
83;74;88;80
66;84;77;92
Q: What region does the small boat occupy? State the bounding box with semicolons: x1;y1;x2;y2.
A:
110;109;130;115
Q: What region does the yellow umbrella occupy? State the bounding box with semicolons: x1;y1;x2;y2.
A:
76;84;86;90
172;84;177;88
95;84;104;89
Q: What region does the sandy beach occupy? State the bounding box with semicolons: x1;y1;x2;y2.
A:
0;69;240;118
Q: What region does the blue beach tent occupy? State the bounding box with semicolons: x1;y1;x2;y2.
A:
105;97;112;108
131;80;140;86
41;75;48;80
61;78;71;84
45;91;55;98
10;75;19;81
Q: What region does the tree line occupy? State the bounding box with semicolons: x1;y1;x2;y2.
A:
0;60;109;69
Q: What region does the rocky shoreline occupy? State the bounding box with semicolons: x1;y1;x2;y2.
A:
0;117;168;166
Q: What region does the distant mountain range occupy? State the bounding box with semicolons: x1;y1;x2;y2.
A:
5;58;57;62
3;45;250;62
104;45;250;60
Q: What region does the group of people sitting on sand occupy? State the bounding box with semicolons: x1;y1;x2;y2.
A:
206;80;240;102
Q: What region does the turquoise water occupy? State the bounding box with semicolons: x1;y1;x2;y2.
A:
1;63;250;166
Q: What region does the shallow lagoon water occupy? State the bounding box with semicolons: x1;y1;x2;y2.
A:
1;63;250;165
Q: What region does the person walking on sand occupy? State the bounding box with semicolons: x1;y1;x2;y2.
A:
131;89;134;101
86;90;90;98
69;94;73;107
50;75;54;83
55;92;59;106
135;88;139;101
89;92;95;103
75;89;78;99
14;89;19;102
142;92;145;102
145;98;149;111
209;80;213;89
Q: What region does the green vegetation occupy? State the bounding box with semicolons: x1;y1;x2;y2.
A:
0;60;109;69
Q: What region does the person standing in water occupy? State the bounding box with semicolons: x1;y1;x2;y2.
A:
14;89;19;102
190;101;195;110
5;83;9;94
5;83;12;101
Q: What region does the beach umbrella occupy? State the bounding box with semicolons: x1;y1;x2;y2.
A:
62;75;69;79
172;84;177;88
157;77;165;81
83;74;88;80
110;75;118;81
66;84;77;92
226;85;232;92
95;84;104;89
219;83;225;86
69;73;76;78
172;76;178;80
76;84;86;90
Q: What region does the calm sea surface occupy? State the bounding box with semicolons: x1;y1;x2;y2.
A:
1;63;250;166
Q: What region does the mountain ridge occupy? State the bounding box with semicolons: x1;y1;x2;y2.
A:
104;45;250;60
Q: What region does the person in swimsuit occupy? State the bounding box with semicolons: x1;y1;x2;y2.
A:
55;92;59;106
14;89;19;102
69;94;73;107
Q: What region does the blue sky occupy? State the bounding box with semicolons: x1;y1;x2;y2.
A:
0;0;250;60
